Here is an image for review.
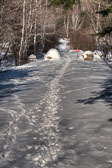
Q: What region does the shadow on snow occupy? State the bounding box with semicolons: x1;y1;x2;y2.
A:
77;77;112;109
0;68;38;99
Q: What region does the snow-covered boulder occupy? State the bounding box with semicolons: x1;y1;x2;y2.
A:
80;50;102;61
28;54;37;62
44;49;60;61
80;51;94;61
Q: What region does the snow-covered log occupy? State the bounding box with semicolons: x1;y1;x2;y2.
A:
44;49;60;61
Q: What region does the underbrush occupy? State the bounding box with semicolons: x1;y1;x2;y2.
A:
69;29;96;51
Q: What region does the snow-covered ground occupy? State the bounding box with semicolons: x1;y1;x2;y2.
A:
0;51;112;168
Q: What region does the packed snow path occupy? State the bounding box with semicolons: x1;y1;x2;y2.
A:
0;52;112;168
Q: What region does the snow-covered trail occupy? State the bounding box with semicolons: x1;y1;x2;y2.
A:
0;52;112;168
0;55;71;168
57;55;112;168
26;55;71;167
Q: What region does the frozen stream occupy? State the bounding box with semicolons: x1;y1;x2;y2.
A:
0;52;112;168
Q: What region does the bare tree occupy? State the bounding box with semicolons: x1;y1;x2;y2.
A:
71;4;83;31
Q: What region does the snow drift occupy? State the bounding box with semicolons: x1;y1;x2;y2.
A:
28;54;37;62
44;49;60;61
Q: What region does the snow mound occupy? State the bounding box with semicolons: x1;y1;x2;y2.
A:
28;54;37;62
44;49;60;61
84;51;93;58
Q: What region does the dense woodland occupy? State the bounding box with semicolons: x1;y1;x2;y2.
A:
0;0;112;65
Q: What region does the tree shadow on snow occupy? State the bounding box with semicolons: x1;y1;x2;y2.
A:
77;78;112;109
0;68;39;99
108;118;112;122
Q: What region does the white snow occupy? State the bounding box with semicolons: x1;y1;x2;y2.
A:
58;38;70;51
0;52;5;59
69;50;76;53
44;48;60;60
106;52;112;59
28;54;37;62
0;50;112;168
78;54;85;60
93;50;104;57
93;50;103;60
77;50;103;61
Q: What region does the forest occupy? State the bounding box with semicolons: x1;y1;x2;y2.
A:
0;0;112;65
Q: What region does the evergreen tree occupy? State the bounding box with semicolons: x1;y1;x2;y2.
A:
48;0;80;37
48;0;80;11
97;1;112;36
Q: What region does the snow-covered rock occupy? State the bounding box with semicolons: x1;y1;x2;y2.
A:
80;51;94;61
44;49;60;61
84;51;93;58
78;50;103;61
28;54;37;62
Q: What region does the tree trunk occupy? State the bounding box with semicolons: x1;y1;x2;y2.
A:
19;0;26;65
64;12;70;38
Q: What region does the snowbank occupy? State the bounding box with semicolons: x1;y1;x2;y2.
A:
44;49;60;61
